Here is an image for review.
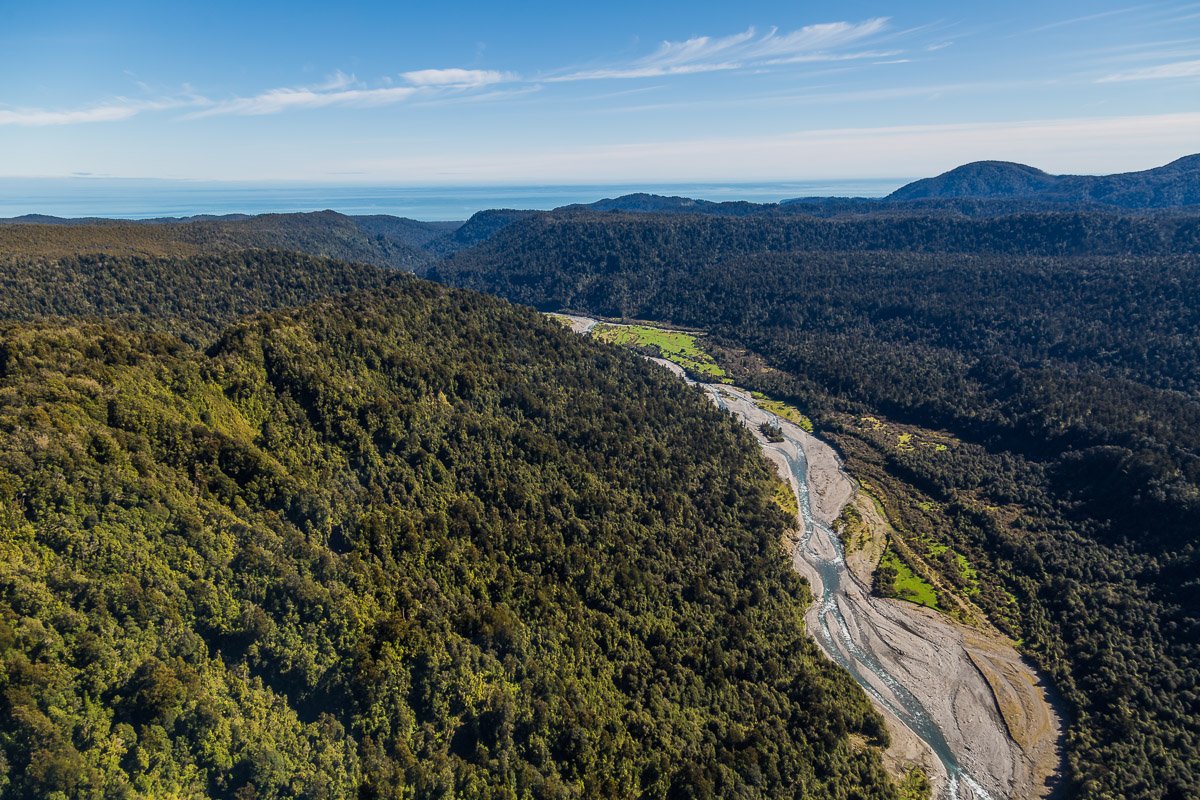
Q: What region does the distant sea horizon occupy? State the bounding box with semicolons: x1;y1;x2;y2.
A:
1;177;907;222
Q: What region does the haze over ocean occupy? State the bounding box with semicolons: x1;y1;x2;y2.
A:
0;178;903;221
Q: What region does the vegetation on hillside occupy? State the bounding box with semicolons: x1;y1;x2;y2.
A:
433;207;1200;799
591;323;728;382
0;250;400;342
0;211;443;270
0;275;900;798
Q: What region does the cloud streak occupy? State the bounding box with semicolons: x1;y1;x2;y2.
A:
550;18;891;81
401;68;513;87
1;18;903;127
189;84;418;118
188;68;522;118
1098;58;1200;81
0;97;202;127
0;105;141;126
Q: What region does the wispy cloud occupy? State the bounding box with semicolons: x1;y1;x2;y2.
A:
550;19;891;81
0;96;201;127
401;68;513;87
188;68;520;118
0;105;141;126
190;85;418;118
186;71;427;117
1099;58;1200;81
1028;6;1146;34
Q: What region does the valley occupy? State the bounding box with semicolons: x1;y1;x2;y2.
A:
563;316;1063;800
2;152;1199;798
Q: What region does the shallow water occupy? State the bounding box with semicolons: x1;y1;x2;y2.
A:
706;386;995;800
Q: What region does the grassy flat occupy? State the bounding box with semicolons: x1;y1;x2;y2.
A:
879;547;940;609
750;391;814;432
593;323;729;381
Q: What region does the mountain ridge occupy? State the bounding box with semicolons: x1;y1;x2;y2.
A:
888;154;1200;207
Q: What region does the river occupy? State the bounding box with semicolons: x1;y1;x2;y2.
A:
558;314;1060;800
703;383;996;800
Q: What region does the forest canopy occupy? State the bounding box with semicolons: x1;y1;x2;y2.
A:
0;272;898;798
433;207;1200;799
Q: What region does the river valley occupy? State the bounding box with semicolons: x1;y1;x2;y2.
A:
561;314;1063;800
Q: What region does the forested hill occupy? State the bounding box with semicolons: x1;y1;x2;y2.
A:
0;211;456;270
433;209;1200;798
887;153;1200;208
0;263;899;797
427;209;1200;265
0;250;399;341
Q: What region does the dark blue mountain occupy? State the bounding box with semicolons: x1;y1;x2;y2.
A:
888;154;1200;208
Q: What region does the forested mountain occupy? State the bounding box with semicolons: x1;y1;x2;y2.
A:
2;211;460;250
888;153;1200;208
427;209;1200;266
548;155;1200;218
0;211;456;270
8;173;1200;798
433;207;1200;799
0;250;398;341
422;209;539;256
566;194;769;217
0;247;901;798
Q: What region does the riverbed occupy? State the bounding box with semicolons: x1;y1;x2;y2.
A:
561;315;1062;800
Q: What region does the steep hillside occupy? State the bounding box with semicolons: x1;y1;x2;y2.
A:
889;154;1200;208
426;210;1200;279
0;277;899;799
433;212;1200;799
424;209;538;256
0;250;398;341
0;211;438;270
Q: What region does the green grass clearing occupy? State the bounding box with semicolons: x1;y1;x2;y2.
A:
877;546;940;609
750;391;814;431
592;323;729;381
771;478;799;519
955;552;980;595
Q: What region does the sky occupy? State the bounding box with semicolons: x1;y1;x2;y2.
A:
3;0;1200;184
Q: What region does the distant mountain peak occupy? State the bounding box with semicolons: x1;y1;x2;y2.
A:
887;154;1200;208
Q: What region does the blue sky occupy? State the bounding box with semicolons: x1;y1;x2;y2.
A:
3;1;1200;183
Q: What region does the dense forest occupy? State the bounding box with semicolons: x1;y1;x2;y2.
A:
0;250;399;341
0;257;900;797
8;200;1200;798
434;209;1200;799
0;211;455;270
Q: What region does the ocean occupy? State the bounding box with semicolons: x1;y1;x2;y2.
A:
0;178;905;221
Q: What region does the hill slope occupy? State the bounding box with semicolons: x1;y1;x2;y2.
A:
0;250;399;340
0;211;444;270
434;211;1200;799
0;278;898;799
889;154;1200;207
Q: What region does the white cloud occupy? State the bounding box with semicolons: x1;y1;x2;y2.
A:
0;96;203;127
0;105;140;126
747;19;890;58
401;68;512;87
187;69;517;118
189;85;419;117
1028;7;1142;34
1098;58;1200;81
551;18;891;81
314;70;358;90
766;49;900;65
